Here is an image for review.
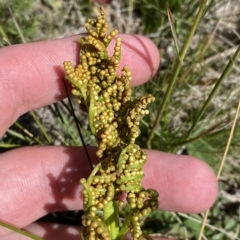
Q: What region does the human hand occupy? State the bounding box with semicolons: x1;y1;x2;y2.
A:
0;34;218;240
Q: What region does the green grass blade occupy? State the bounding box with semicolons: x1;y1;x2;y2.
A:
147;0;208;148
189;44;240;134
6;3;26;43
197;100;240;240
0;221;42;240
30;111;53;144
6;129;26;141
166;3;179;56
0;144;20;148
13;122;43;144
0;25;11;45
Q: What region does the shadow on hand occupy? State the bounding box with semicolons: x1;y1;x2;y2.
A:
40;146;97;239
34;222;82;240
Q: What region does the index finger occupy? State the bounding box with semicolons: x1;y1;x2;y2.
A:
0;34;160;137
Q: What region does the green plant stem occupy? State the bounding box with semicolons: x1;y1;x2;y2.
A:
0;143;20;148
197;100;240;240
147;0;208;148
11;122;43;144
104;201;119;240
142;232;154;240
0;221;42;240
117;214;132;240
6;2;26;43
63;79;94;170
171;121;226;146
30;111;52;144
0;25;11;45
167;4;179;55
189;44;240;134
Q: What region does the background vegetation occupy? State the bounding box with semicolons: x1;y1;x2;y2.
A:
0;0;239;239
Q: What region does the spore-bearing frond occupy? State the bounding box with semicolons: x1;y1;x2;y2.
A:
63;7;159;240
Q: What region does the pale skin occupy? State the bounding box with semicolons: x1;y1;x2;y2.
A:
0;34;218;240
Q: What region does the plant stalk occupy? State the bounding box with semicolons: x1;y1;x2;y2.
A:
147;0;208;148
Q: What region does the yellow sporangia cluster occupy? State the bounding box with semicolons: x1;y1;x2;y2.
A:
63;7;159;240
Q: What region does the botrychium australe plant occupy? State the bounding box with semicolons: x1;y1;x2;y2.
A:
63;7;159;240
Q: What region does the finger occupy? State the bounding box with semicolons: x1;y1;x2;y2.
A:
1;223;81;240
144;150;218;213
0;34;160;137
0;146;91;236
2;223;171;240
25;223;172;240
0;146;217;236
